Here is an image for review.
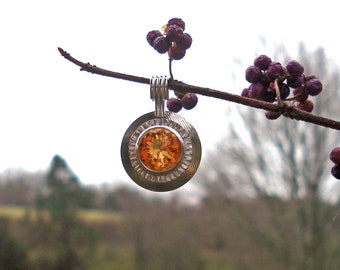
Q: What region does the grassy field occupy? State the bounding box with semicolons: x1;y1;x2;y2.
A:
0;204;122;223
0;204;26;219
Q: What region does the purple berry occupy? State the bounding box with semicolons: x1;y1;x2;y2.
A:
306;78;322;96
287;75;304;88
248;83;266;100
241;88;250;98
165;24;184;43
166;98;182;112
147;30;162;47
330;147;340;164
181;93;198;110
262;89;276;103
259;73;270;87
245;65;263;83
176;33;192;49
265;110;281;120
296;99;314;113
153;36;171;54
266;62;286;80
286;60;304;77
168;18;185;31
331;164;340;179
169;45;186;60
278;83;290;100
254;55;272;70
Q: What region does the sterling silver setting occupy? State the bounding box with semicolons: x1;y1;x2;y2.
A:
121;76;201;192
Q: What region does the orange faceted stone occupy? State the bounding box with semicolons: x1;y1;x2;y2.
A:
138;127;182;172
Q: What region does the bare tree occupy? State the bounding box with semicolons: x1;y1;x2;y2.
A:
197;44;340;270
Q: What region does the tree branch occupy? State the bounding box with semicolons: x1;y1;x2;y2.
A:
58;47;340;130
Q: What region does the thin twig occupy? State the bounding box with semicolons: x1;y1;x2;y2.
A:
58;47;340;131
57;47;150;85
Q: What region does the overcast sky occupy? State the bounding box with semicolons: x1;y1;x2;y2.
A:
1;0;339;193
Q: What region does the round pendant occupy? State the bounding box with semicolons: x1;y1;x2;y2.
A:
121;111;201;192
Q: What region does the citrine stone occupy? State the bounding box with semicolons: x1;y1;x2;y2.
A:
138;127;182;172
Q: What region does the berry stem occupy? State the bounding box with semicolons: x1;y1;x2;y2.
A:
58;47;340;131
273;79;283;106
169;57;174;80
284;91;304;102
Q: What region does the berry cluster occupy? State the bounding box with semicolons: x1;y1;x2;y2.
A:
241;55;323;120
147;18;192;60
166;92;198;112
147;18;198;112
330;147;340;179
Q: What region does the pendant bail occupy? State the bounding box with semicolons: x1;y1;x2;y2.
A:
150;76;169;117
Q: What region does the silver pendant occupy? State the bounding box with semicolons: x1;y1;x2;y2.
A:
121;76;201;192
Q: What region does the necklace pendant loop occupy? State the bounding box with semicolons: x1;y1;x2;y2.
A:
150;76;169;118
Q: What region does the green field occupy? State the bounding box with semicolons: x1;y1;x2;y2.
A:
0;204;122;223
0;205;25;219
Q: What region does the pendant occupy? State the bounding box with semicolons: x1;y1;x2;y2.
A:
121;76;201;192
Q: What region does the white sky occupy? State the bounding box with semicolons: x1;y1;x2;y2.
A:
1;0;339;192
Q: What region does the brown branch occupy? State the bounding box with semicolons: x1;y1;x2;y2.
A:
58;47;340;131
57;47;150;85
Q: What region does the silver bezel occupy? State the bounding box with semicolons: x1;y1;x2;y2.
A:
121;111;201;192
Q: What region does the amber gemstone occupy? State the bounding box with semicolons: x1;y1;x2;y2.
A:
138;127;182;172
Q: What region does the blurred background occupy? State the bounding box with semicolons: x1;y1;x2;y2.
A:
0;0;339;269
